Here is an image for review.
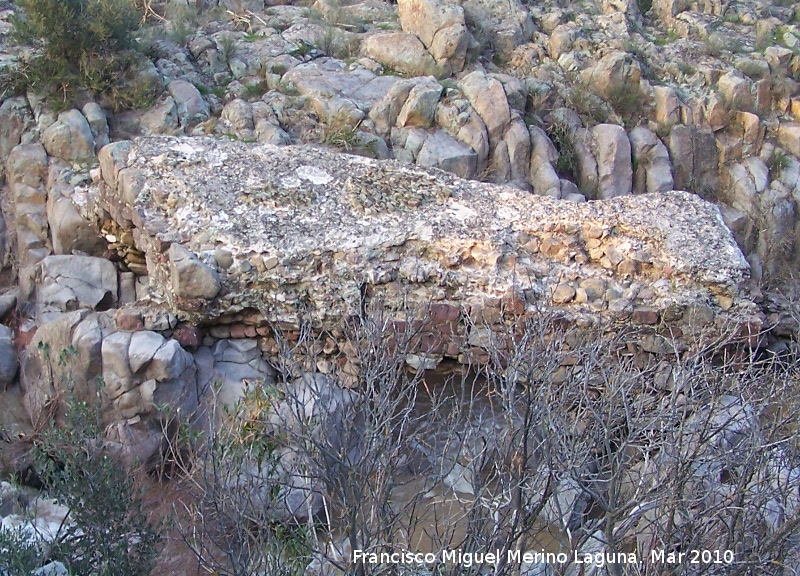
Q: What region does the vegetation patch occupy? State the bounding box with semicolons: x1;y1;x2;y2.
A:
6;0;159;111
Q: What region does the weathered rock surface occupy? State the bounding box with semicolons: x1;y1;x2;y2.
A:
35;255;118;323
360;32;443;78
21;310;199;464
168;243;222;300
41;110;95;163
91;136;758;356
398;0;470;75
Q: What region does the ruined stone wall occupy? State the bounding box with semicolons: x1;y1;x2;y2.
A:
92;136;760;365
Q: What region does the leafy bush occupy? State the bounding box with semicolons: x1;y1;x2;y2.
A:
34;400;162;575
0;344;162;575
8;0;158;110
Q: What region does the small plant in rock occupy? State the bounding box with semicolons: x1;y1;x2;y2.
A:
217;34;239;67
166;2;198;46
767;148;791;179
0;525;42;575
606;82;646;127
547;119;579;180
9;0;154;111
676;61;696;77
242;79;269;100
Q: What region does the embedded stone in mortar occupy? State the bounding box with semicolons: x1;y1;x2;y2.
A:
168;243;221;299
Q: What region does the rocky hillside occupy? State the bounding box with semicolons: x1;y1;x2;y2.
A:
1;0;800;573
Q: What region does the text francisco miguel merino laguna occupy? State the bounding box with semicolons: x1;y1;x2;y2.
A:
352;549;638;569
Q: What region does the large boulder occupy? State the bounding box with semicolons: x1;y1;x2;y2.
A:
458;71;511;145
208;339;276;406
462;0;534;59
360;32;444;78
777;123;800;158
580;52;641;101
41;110;95;162
46;166;105;256
0;97;35;177
416;129;478;178
0;325;18;389
396;77;444;129
22;310;199;465
36;256;118;323
21;311;107;427
591;124;632;199
167;80;210;130
397;0;470;75
529;126;561;197
629;126;673;194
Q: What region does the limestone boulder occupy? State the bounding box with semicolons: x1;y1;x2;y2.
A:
256;119;291;146
758;185;795;274
168;243;221;300
530;156;562;198
92;136;757;354
629;126;673;194
725;162;758;219
416;129;478;178
0;97;35;174
48;196;104;256
36;256;118;323
140;97;179;136
458;71;511;145
209;339;276;406
220;98;255;139
46;168;104;256
777;123;800;158
580;52;641;101
167;80;210;129
41;110;95;162
360;32;444;78
434;99;490;173
462;0;534;58
102;328;197;422
668;125;719;195
369;79;416;136
573;127;600;198
21;311;109;428
396;77;444;129
398;0;470;75
653;86;681;126
718;204;756;255
81;102;110;151
718;71;753;112
501;115;531;183
7;143;48;188
282;58;401;110
548;23;581;60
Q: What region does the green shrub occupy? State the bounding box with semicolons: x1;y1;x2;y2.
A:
767;148;791;178
547;119;579;180
606;82;646;127
8;0;156;111
33;404;160;575
0;344;163;575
